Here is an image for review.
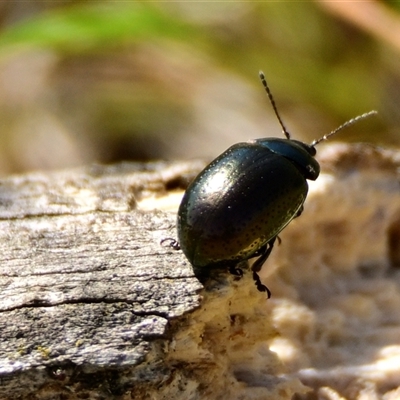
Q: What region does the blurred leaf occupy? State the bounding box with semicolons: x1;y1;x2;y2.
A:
384;0;400;11
0;3;196;54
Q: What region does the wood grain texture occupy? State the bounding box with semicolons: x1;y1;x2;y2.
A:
0;161;204;397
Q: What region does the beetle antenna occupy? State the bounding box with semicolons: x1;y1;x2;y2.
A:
311;110;378;147
259;71;291;140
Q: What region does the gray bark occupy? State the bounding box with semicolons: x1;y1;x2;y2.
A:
0;161;205;398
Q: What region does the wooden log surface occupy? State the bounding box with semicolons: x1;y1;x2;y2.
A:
0;161;206;398
0;144;399;400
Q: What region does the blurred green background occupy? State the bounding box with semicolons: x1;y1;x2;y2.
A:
0;0;398;175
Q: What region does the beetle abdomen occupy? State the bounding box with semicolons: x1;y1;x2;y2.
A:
177;142;308;268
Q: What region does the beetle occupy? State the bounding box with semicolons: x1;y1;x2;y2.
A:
171;71;376;297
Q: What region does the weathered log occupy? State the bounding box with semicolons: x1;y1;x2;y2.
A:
0;144;399;400
0;161;207;398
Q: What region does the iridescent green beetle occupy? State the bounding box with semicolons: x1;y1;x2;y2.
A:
175;72;376;297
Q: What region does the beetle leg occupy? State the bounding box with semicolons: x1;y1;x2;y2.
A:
252;237;276;273
250;237;276;297
295;204;304;218
229;265;243;279
252;271;271;298
160;238;181;250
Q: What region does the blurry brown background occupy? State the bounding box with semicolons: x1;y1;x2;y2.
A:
0;0;398;175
